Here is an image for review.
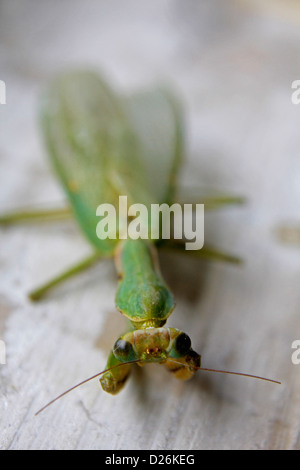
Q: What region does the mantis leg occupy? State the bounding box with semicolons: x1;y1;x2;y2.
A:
29;252;107;301
99;350;131;395
176;192;245;211
0;206;71;224
276;225;300;246
160;239;243;264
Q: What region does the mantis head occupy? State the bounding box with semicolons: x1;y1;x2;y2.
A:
98;327;201;394
113;327;200;366
35;322;281;414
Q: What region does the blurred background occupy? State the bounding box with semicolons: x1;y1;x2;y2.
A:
0;0;300;450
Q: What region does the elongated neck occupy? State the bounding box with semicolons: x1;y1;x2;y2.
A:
114;239;175;329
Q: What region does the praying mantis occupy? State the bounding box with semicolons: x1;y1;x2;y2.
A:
0;70;281;413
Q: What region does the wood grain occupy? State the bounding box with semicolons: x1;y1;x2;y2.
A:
0;0;299;450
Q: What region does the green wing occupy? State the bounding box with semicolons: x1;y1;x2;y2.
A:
124;86;184;205
41;70;183;254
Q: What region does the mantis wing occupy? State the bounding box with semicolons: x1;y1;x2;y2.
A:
41;71;184;253
40;70;153;255
123;86;184;205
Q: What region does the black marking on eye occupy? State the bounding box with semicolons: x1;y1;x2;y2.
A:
113;339;136;361
175;333;191;356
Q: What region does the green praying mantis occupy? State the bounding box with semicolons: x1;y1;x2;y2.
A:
0;70;281;414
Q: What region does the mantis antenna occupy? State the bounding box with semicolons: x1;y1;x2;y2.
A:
167;359;282;384
35;360;141;416
35;359;281;416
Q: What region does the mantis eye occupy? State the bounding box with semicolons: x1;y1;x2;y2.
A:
113;339;137;362
175;333;191;356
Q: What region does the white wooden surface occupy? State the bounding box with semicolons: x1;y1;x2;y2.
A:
0;0;300;450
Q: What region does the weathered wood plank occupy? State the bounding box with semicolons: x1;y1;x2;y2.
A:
0;0;300;450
